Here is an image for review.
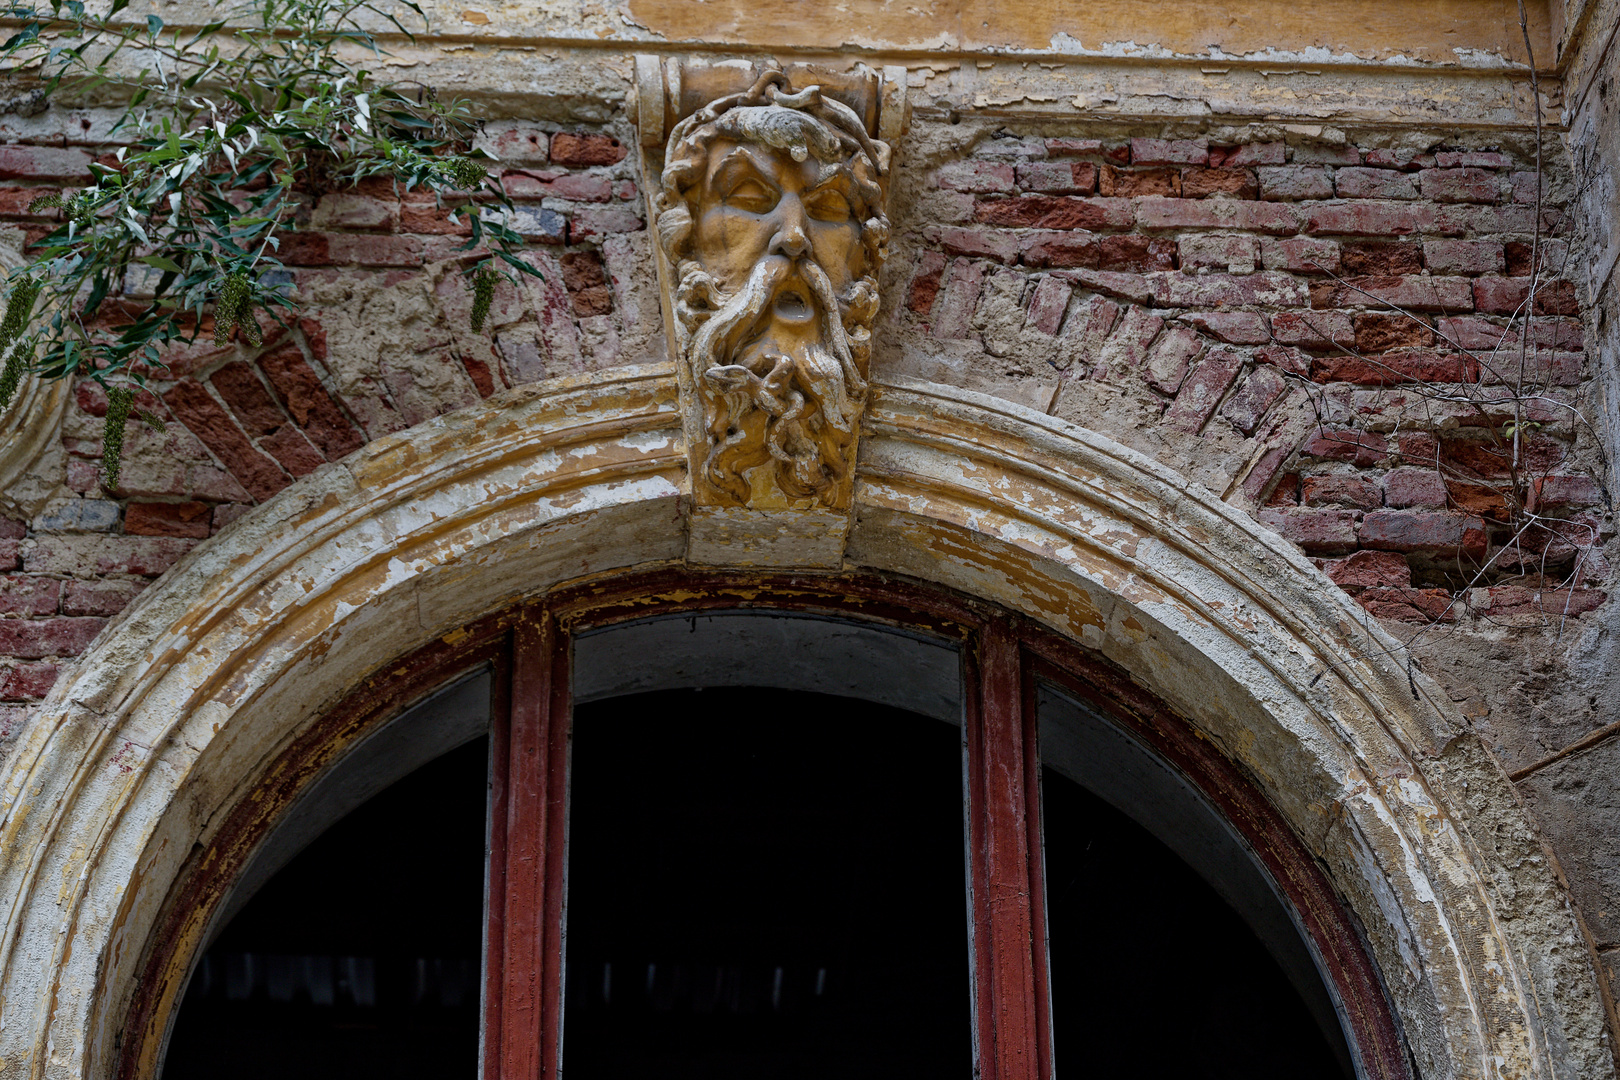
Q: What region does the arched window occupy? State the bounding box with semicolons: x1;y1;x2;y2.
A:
158;574;1400;1080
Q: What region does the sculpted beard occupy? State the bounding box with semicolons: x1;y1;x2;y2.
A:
679;253;877;505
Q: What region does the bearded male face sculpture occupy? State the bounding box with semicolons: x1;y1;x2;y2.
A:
656;70;890;509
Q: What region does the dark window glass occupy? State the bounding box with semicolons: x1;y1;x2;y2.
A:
1041;766;1348;1078
162;737;489;1080
563;688;973;1079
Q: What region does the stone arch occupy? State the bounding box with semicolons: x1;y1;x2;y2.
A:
0;362;1607;1080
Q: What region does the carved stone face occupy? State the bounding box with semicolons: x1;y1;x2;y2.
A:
691;137;867;322
657;88;889;510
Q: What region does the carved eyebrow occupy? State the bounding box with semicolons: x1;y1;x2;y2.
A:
711;147;779;194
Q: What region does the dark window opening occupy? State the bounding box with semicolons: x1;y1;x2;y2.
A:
162;736;489;1080
1041;766;1349;1078
562;688;974;1079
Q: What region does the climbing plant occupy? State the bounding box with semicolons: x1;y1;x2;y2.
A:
0;0;537;485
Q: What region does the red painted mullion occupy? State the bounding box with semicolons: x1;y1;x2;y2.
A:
482;649;512;1080
964;619;1051;1080
497;607;571;1080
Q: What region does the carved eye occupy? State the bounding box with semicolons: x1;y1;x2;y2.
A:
724;179;779;213
804;188;853;222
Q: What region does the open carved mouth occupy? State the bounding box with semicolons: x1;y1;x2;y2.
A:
773;287;814;323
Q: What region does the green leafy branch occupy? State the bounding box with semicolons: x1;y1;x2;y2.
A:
0;0;541;487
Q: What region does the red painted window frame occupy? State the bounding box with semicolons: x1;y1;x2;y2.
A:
480;571;1408;1080
123;569;1408;1080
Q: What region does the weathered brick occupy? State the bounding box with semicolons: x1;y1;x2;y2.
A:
479;125;548;164
1097;235;1176;273
1018;231;1099;269
311;193;397;230
1266;473;1301;505
1435;151;1511;169
398;196;473;236
0;616;106;659
1291;143;1363;166
1422;240;1504;275
1014;160;1096;194
211;362;289;437
1356;587;1458;622
323;234;425;267
25;535;195;576
1303;428;1387;466
1312;349;1475;384
1336;167;1418;200
162;381;290;502
932;258;985;340
907;251;947;316
1131;138;1208;166
1473;277;1580;316
34;500;119;533
0;519;25;541
975;195;1133;230
60;579;144;618
1261;237;1341;274
1311;275;1473;312
1177;234;1259;274
975;136;1047;158
1045;138;1103;157
1259;507;1361;554
1503;239;1571;278
1154;271;1308;308
937;227;1019;263
1446;480;1509;520
1478;585;1606;618
0;575;61;616
125;501;213;538
1340;242;1424;276
1180;311;1271;345
1211;142;1285;167
1358;509;1487;558
1179;167;1258;199
1164;348;1243;432
1304;202;1442;236
1100;165;1180;197
1528;474;1605;512
1056;295;1121;370
1361;149;1434;171
1270;310;1354;348
0;661;58;701
1136;196;1302;234
1057;269;1155;305
1384;467;1448;508
1441;434;1565;479
1302;475;1382;510
1086;304;1160;378
1420;168;1500;204
483;205;568;243
1354;312;1434;352
1143;326;1204;394
504;170;613;203
1257;166;1334;201
548;132;626;166
1220;365;1287;435
0;145;92;180
260;426;327;477
1321;549;1413;588
259;343;365;460
1024;276;1074;336
937;161;1016;193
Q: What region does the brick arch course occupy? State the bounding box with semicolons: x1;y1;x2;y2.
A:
0;362;1609;1080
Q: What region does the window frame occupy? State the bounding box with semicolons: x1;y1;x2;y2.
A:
125;569;1408;1080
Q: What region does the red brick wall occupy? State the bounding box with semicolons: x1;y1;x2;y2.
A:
0;121;654;714
0;122;1611;722
893;131;1609;628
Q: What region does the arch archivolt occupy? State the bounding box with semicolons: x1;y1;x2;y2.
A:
0;361;1607;1080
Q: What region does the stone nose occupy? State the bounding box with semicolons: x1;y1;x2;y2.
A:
768;195;811;259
